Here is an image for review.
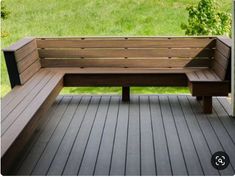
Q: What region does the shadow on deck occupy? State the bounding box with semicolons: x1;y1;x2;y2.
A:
12;95;235;176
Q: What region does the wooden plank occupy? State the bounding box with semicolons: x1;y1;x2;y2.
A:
47;67;205;74
32;96;81;175
14;39;37;62
17;50;39;73
3;51;21;87
125;96;140;175
1;72;54;135
159;96;187;175
213;98;235;143
216;39;231;59
168;96;203;175
41;58;211;68
63;74;188;87
214;50;229;70
178;95;219;175
217;97;232;115
188;96;235;175
12;96;63;174
93;96;120;176
38;48;213;58
186;70;221;82
189;82;229;96
1;69;48;111
2;85;63;175
3;37;34;52
19;59;41;84
78;96;110;175
109;99;129;175
1;73;63;158
149;96;171;175
139;96;156;175
47;96;91;175
62;97;101;175
36;38;215;48
212;60;227;80
16;96;71;175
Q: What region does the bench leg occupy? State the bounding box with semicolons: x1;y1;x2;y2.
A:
203;96;212;114
196;96;203;101
122;86;130;102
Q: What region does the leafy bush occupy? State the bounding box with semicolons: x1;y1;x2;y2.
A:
181;0;231;36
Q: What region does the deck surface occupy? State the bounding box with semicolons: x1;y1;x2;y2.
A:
13;95;235;176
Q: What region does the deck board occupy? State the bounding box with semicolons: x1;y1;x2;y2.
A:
13;95;235;176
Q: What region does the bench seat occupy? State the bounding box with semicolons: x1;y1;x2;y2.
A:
1;69;63;173
1;36;232;174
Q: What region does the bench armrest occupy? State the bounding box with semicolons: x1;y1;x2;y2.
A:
2;37;40;88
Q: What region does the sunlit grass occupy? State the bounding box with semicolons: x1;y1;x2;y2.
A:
1;0;231;96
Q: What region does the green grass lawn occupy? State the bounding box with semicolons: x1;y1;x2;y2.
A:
1;0;232;97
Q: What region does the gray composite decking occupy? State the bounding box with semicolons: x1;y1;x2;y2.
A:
12;95;235;176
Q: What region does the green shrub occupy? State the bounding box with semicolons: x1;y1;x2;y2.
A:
181;0;231;36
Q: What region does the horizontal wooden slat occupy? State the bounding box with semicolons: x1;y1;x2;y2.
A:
214;50;229;70
3;37;35;52
217;36;232;47
216;39;231;59
41;58;211;68
17;50;39;73
36;38;215;48
211;61;227;80
46;67;207;74
39;48;213;58
14;39;37;62
19;59;41;84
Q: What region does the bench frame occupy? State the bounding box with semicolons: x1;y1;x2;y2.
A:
1;36;232;174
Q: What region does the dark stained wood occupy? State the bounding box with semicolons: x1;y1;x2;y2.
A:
122;86;130;102
78;96;110;175
41;58;211;68
159;96;188;175
178;95;219;175
168;96;203;175
63;74;188;87
196;96;203;101
31;96;81;175
188;81;230;96
139;96;156;175
109;100;129;175
39;48;213;59
10;95;235;176
16;96;72;175
187;96;235;175
125;96;140;175
1;74;63;175
203;96;212;114
36;38;215;48
94;97;120;176
62;97;101;175
47;96;91;175
3;51;21;88
149;96;171;175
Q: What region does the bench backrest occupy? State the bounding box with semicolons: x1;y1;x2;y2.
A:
212;37;232;81
3;36;232;88
36;37;215;69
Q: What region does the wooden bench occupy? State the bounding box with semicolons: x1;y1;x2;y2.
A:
1;36;232;174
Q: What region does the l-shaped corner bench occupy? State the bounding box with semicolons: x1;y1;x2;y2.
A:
1;36;232;174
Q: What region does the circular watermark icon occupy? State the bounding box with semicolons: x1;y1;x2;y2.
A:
211;151;230;170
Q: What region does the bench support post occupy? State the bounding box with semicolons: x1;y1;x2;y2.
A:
122;86;130;102
203;96;212;114
196;96;203;101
